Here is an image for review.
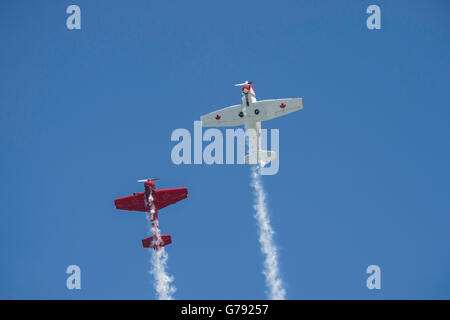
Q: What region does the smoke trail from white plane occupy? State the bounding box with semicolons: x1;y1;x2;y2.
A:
147;196;176;300
250;166;286;300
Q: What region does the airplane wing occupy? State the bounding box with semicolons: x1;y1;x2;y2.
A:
201;104;244;127
251;98;303;122
153;188;188;210
114;192;147;212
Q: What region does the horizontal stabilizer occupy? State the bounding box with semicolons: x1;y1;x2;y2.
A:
245;150;276;168
142;235;172;249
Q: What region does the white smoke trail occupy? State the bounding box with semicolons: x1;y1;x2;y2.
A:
250;165;286;300
147;195;176;300
149;247;175;300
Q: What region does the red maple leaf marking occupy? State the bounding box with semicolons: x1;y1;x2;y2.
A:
280;103;286;109
215;115;221;120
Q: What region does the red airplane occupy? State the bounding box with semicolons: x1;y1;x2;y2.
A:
114;178;188;250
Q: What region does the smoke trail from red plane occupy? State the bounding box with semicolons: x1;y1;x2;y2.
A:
147;197;176;300
250;166;286;300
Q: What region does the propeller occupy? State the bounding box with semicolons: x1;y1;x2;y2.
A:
234;80;254;87
137;178;160;182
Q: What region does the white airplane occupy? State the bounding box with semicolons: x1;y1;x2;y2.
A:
200;81;304;167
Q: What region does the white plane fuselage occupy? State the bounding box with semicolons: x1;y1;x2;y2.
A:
241;85;264;166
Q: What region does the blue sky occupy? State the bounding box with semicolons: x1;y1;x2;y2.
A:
1;0;449;299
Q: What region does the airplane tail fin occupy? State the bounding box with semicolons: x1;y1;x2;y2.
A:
244;150;276;168
142;235;172;249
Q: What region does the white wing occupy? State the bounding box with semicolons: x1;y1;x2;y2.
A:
251;98;303;122
200;104;244;127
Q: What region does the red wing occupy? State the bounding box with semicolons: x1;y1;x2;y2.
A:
153;188;188;210
114;192;147;212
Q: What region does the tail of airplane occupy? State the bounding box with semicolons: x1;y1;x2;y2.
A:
245;150;276;168
142;234;172;249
